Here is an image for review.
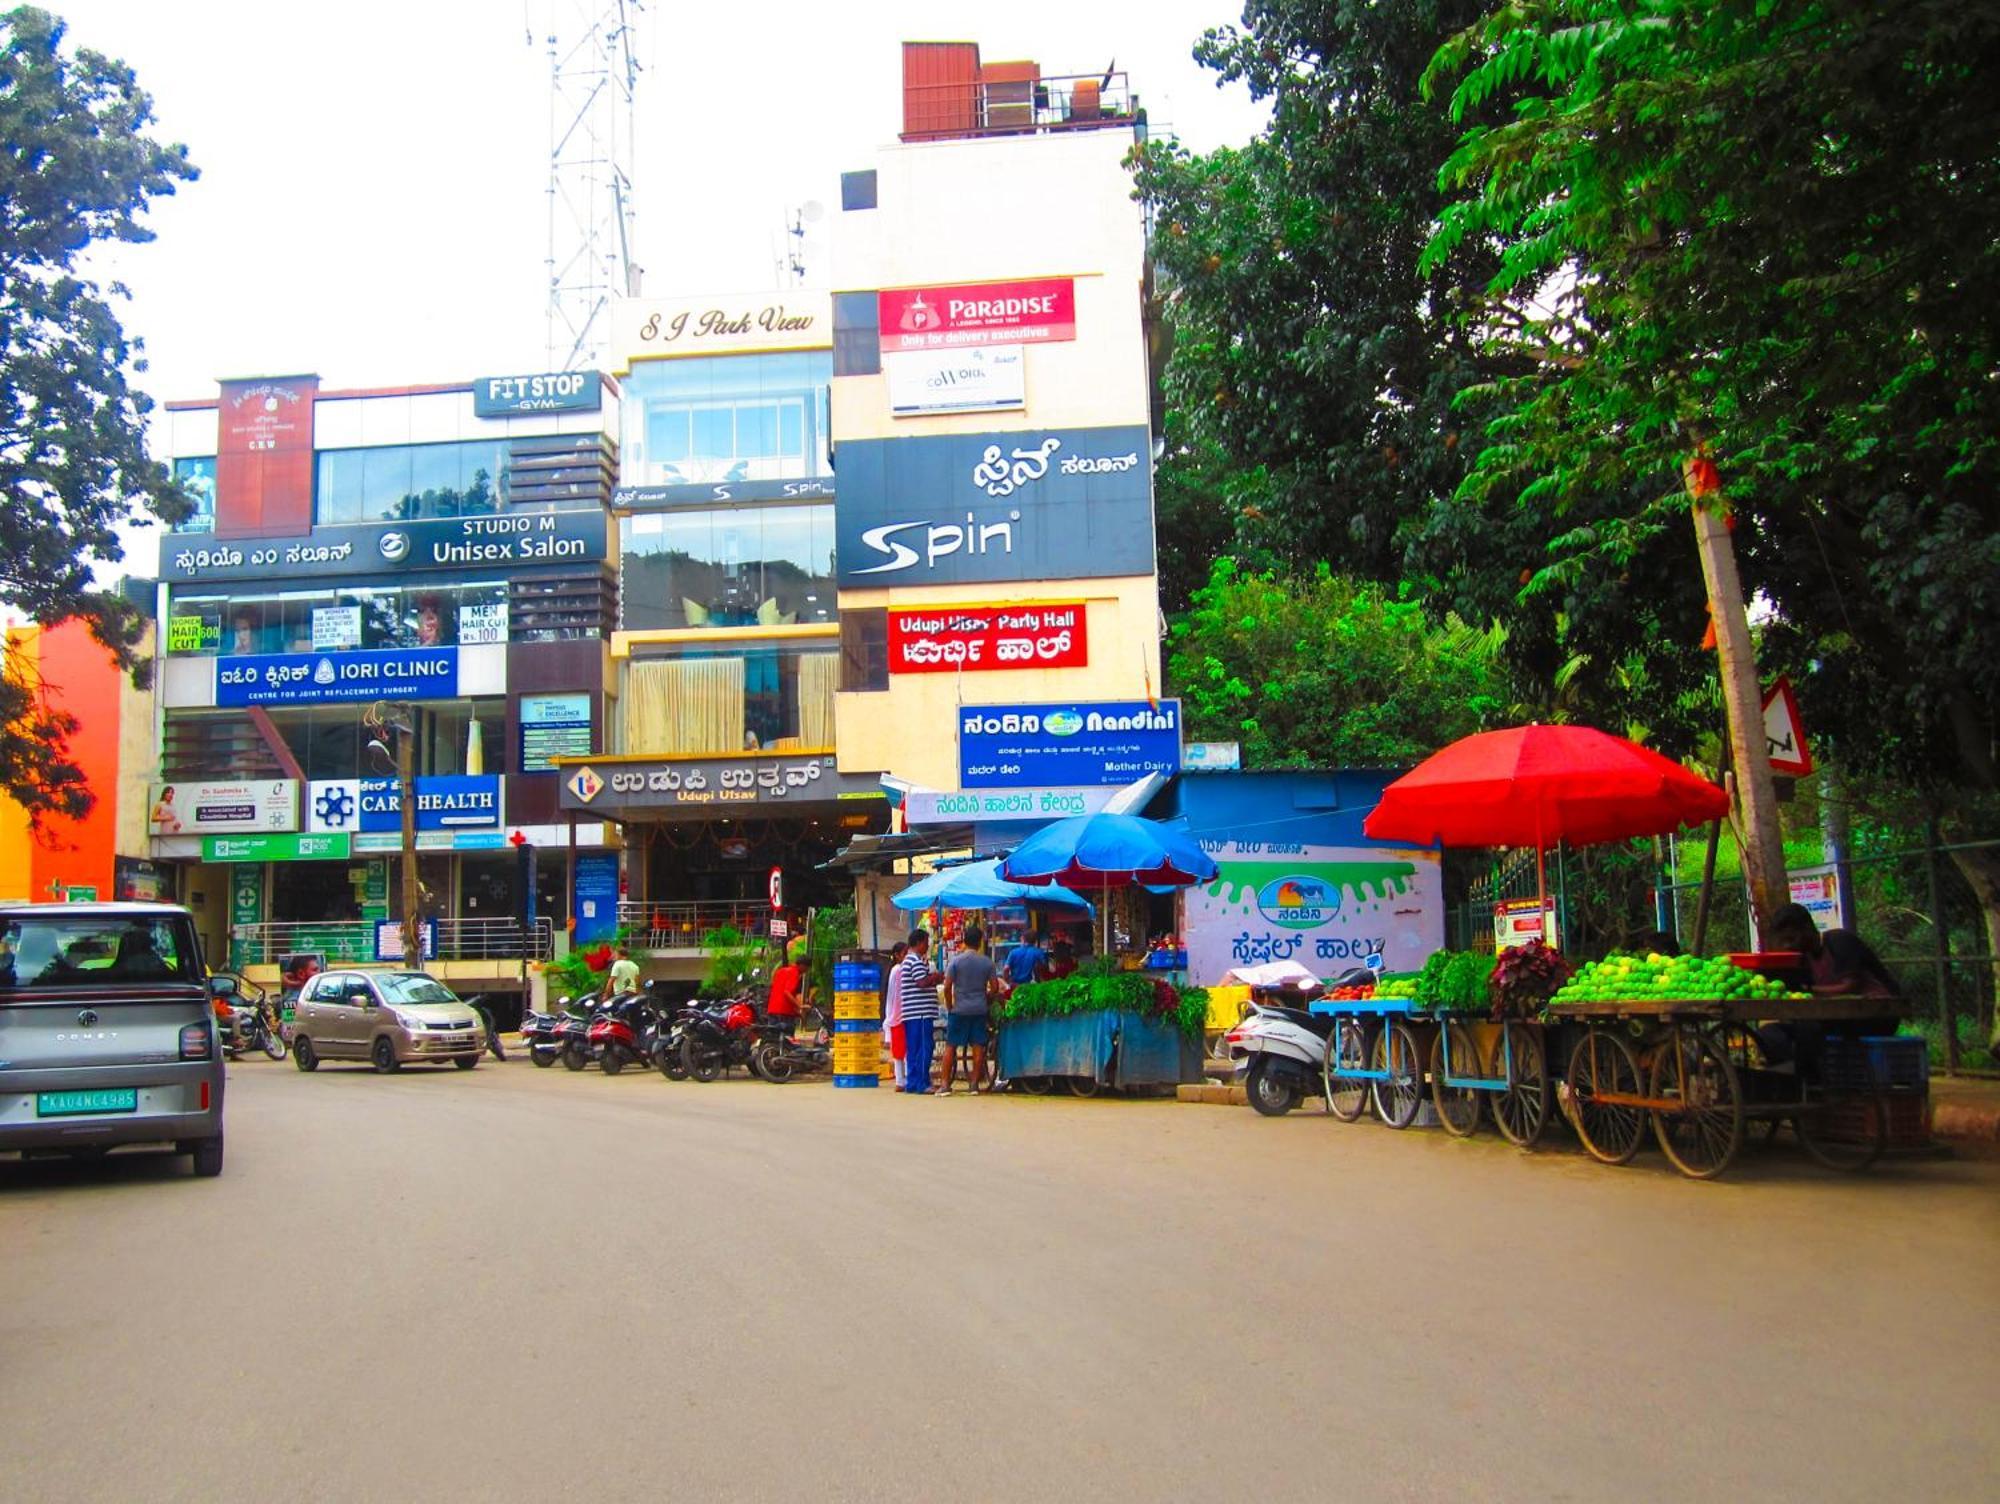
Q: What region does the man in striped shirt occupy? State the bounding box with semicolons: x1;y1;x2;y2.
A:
895;930;943;1094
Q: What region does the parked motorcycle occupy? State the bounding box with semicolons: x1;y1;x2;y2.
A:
226;986;288;1061
1226;970;1372;1116
557;1003;596;1071
521;1001;572;1067
751;1005;832;1083
678;995;761;1083
589;991;660;1076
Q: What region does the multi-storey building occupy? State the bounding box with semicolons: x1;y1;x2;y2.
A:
153;370;621;1006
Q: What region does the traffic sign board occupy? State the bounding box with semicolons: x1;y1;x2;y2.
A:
1762;677;1814;777
767;866;784;910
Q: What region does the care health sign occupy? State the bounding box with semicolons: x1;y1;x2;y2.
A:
217;647;458;706
308;775;501;834
958;700;1182;788
1182;840;1444;986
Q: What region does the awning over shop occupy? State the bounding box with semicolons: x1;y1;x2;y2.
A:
822;828;975;872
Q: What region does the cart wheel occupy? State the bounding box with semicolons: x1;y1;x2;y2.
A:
1370;1021;1422;1129
1066;1075;1100;1098
1489;1023;1549;1149
1565;1028;1647;1166
1015;1075;1052;1096
1649;1028;1743;1179
1794;1090;1886;1173
1322;1018;1372;1123
1429;1023;1483;1138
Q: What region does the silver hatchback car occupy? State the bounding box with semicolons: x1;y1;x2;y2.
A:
0;903;227;1175
290;969;486;1072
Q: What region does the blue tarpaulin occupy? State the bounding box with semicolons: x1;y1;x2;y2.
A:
998;1010;1201;1086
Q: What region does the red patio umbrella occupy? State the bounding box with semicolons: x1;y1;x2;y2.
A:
1362;724;1730;917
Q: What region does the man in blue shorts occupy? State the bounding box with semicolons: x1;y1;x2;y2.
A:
940;924;997;1095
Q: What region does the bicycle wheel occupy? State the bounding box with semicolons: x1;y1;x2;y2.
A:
1489;1023;1549;1149
1322;1018;1371;1123
1649;1028;1743;1179
1794;1090;1886;1173
1565;1027;1647;1166
1370;1021;1422;1129
1429;1023;1483;1138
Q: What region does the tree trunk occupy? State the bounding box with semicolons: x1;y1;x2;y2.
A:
1689;501;1790;929
1946;842;2000;1052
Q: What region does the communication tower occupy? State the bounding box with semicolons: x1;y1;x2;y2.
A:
541;0;644;371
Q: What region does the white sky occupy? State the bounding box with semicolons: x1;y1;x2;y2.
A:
42;1;1268;584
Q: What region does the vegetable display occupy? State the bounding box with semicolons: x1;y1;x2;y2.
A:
1549;952;1809;1006
998;971;1209;1041
1487;940;1573;1020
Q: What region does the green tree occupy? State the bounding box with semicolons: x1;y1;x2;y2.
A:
1134;2;1721;754
0;7;195;823
1422;0;2000;929
1167;558;1509;769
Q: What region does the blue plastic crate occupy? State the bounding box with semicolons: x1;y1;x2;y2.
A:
1821;1035;1928;1091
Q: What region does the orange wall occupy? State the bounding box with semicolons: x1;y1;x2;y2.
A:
0;621;129;902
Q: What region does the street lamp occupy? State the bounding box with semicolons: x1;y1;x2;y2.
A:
364;700;423;968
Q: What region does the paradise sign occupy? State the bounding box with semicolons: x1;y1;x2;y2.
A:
1183;841;1445;985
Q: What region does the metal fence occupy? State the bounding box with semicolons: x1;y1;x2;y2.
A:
616;901;780;951
231;917;554;967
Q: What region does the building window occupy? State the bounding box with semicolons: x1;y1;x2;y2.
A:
165;698;506;781
840;169;877;211
313;439;506;525
172;457;217;533
621;646;837;756
839;608;888;692
619;351;832;489
832;291;881;378
167;581;511;656
619;502;834;631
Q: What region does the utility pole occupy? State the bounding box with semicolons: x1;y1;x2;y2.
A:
1684;458;1789;929
367;701;424;966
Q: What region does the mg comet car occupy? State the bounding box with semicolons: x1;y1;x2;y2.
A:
0;903;226;1176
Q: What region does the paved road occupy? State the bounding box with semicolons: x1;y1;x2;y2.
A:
4;1057;1996;1503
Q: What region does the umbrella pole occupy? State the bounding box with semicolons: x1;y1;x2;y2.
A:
1536;841;1548;947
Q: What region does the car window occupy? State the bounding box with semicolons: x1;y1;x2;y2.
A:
375;973;457;1006
344;979;378;1005
0;916;198;989
303;975;341;1002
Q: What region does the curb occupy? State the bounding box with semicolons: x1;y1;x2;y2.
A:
1176;1082;1246;1106
1931;1100;2000;1143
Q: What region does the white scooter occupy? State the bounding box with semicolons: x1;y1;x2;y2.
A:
1225;964;1372;1116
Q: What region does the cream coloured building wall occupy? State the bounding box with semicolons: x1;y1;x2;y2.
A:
833;577;1161;790
831;124;1160;795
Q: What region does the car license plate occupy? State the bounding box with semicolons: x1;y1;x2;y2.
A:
37;1089;139;1118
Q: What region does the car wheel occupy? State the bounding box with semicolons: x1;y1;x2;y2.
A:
372;1036;400;1073
453;1054;478;1071
293;1036;319;1072
189;1135;224;1178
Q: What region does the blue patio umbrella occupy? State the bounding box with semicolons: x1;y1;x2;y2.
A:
1000;812;1218;890
891;858;1094;913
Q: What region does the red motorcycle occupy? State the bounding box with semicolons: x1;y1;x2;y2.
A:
586;992;658;1076
677;996;760;1083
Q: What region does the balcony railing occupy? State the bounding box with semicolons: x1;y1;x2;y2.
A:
902;71;1136;142
616;900;781;951
229;917;554;967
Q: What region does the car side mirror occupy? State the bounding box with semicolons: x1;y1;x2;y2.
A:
208;976;239;999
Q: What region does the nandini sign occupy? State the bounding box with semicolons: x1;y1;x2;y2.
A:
958;700;1182;788
217;647;458;707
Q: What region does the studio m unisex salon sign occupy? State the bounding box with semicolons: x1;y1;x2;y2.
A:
833;425;1154;588
161;509;607;583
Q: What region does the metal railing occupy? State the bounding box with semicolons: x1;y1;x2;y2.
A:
902;71;1136;140
616;900;778;949
229;917;554;967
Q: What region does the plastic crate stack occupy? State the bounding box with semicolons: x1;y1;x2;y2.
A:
1821;1035;1932;1148
832;953;886;1088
